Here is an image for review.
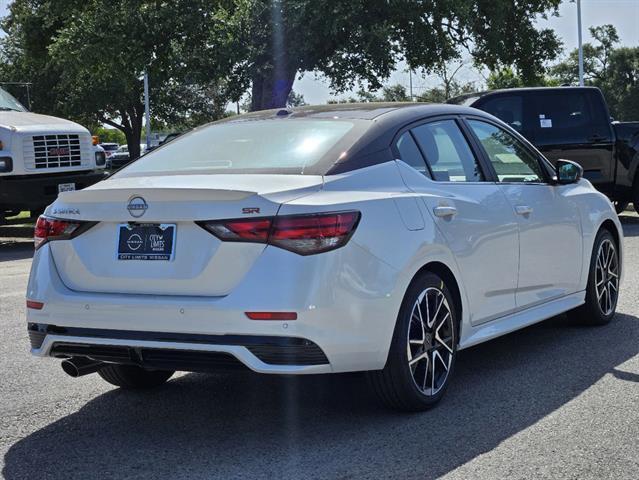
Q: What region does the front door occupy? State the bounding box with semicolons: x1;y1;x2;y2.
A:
465;118;583;309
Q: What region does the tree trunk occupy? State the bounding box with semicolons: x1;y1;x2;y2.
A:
250;67;297;111
126;126;142;161
100;104;143;161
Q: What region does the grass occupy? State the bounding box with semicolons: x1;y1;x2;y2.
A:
11;211;32;220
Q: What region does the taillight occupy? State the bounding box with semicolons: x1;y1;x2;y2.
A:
202;218;272;242
34;215;94;249
198;211;360;255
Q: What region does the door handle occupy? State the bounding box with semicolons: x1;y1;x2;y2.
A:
515;205;533;216
433;206;457;218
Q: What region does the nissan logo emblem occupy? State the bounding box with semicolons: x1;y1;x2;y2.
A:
127;196;148;218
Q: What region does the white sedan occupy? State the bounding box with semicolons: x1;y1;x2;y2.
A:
26;103;622;411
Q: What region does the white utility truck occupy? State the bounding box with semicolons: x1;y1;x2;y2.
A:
0;87;106;220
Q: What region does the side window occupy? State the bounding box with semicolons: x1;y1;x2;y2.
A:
411;120;484;182
467;120;545;183
478;95;524;133
395;131;429;176
529;91;610;145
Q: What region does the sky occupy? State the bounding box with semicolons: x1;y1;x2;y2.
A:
1;0;638;105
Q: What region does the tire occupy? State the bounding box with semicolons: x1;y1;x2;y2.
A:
570;229;620;326
367;271;458;412
98;364;174;389
614;201;629;215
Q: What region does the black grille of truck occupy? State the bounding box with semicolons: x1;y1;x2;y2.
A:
32;134;82;168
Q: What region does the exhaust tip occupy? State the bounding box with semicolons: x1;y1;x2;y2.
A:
61;357;103;378
61;359;81;377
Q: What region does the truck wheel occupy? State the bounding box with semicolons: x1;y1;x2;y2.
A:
98;365;174;389
614;201;629;214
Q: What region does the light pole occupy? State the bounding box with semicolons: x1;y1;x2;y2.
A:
143;70;151;149
576;0;584;86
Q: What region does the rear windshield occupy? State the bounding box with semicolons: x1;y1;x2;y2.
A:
115;118;357;176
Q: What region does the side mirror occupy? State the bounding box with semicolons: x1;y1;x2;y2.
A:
556;159;583;185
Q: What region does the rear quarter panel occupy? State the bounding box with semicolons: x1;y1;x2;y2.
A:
280;161;471;363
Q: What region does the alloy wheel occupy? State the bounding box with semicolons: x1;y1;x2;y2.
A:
406;287;455;396
595;238;619;316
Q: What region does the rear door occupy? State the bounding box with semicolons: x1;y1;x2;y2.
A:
464;117;583;309
395;117;520;325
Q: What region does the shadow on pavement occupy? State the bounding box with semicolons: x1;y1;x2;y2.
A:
4;313;639;480
0;242;33;262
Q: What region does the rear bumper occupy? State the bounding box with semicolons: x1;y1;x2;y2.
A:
29;324;330;374
0;170;108;210
26;240;407;375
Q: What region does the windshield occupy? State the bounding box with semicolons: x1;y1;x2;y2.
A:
0;88;27;112
101;144;119;151
115;118;357;176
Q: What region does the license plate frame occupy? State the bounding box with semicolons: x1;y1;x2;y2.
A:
117;223;176;261
58;182;76;194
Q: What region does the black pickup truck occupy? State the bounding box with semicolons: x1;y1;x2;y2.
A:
449;86;639;213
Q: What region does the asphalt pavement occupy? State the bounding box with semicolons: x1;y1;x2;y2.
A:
1;216;639;480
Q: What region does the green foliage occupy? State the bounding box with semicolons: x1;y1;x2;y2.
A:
328;84;409;104
486;68;524;89
286;89;306;107
486;67;560;90
417;81;476;103
1;0;564;129
93;127;126;146
230;0;562;110
550;24;639;120
0;0;238;158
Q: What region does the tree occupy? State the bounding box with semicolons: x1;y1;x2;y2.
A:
286;89;306;107
486;68;524;89
0;0;239;159
232;0;562;111
551;24;620;85
94;127;127;146
327;84;409;104
417;81;476;103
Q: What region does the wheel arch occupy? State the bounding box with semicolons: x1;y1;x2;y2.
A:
411;261;463;345
599;218;623;276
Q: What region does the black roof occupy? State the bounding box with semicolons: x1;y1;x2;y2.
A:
448;85;603;106
223;102;481;123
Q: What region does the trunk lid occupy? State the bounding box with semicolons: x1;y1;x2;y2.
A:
47;174;323;296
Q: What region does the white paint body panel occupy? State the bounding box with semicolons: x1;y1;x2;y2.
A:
27;161;623;374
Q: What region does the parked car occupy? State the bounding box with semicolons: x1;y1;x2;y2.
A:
145;132;182;154
99;142;120;158
106;144;147;170
449;86;639;213
0;87;107;220
26;103;622;411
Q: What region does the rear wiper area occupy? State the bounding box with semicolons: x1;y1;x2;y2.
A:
0;107;22;112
